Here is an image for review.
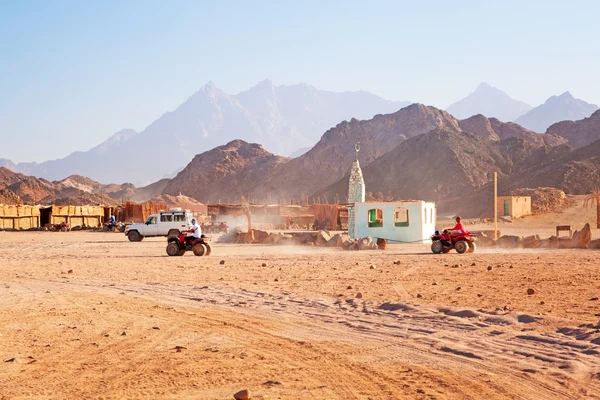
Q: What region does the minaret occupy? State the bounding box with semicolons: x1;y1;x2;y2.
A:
348;144;365;239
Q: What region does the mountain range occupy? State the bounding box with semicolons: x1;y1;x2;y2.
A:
446;84;598;133
2;80;408;185
148;104;600;212
3;80;599;189
3;101;600;218
3;80;600;218
515;91;599;133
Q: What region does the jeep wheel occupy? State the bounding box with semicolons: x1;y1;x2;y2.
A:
128;231;140;242
166;242;180;256
431;240;443;254
455;240;468;254
192;243;207;256
204;243;212;256
167;229;180;238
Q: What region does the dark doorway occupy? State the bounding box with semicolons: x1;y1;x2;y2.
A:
40;207;52;227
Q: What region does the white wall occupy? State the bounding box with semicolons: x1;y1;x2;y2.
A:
354;201;436;244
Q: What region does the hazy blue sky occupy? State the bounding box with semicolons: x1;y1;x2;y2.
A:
1;0;598;162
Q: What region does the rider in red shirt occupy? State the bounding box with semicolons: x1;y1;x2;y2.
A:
451;216;470;235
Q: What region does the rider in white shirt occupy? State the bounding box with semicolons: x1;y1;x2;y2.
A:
191;219;202;237
186;218;202;246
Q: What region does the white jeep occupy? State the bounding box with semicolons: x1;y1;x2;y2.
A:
124;208;193;242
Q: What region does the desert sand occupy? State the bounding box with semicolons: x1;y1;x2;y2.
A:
1;222;600;399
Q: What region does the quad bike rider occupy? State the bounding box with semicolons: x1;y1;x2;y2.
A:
166;218;212;256
103;215;119;232
431;216;476;254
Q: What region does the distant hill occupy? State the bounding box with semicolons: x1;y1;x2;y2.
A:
446;83;532;122
458;114;567;147
313;129;559;204
249;103;462;201
507;137;600;194
0;159;17;171
0;167;25;189
3;129;139;183
2;81;408;185
0;168;139;206
546;109;600;148
162;140;289;203
515;92;599;133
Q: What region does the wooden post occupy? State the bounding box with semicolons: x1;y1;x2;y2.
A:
494;172;498;240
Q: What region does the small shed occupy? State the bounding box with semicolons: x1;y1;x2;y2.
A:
48;205;107;228
497;196;531;218
353;200;436;243
0;205;41;229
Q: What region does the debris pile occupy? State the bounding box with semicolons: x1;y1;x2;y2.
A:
225;229;382;250
476;223;592;249
510;187;569;214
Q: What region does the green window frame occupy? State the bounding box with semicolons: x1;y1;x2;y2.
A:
394;207;409;227
368;208;383;228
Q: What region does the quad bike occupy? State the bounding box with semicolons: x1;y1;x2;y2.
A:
50;222;69;232
166;233;212;257
103;222;123;232
431;230;476;254
202;223;229;234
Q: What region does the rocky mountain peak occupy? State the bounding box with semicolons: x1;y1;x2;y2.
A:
475;82;494;92
446;83;532;122
557;91;573;99
516;92;599;133
201;81;218;92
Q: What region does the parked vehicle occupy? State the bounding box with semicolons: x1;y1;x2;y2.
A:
166;233;212;256
50;222;69;232
201;222;229;234
431;230;476;254
103;221;125;232
124;208;193;242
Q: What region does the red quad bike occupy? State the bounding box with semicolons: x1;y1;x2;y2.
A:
431;230;477;254
166;233;212;257
51;222;69;232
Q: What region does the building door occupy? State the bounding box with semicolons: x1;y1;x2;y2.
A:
504;200;510;216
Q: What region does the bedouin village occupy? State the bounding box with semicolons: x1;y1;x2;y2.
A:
3;3;600;398
2;137;600;399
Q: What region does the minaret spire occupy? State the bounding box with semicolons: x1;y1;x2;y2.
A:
348;143;365;239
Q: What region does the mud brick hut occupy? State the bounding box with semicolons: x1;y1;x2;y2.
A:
497;196;531;218
0;204;41;230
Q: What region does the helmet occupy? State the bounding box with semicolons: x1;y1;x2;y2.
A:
191;218;196;224
455;216;461;221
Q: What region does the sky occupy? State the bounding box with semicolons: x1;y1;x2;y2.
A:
1;0;599;163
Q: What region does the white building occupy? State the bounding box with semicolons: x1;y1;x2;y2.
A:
346;147;436;243
352;201;436;243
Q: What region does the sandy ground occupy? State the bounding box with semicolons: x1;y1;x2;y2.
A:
1;228;600;399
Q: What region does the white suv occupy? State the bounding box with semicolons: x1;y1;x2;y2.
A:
125;208;193;242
